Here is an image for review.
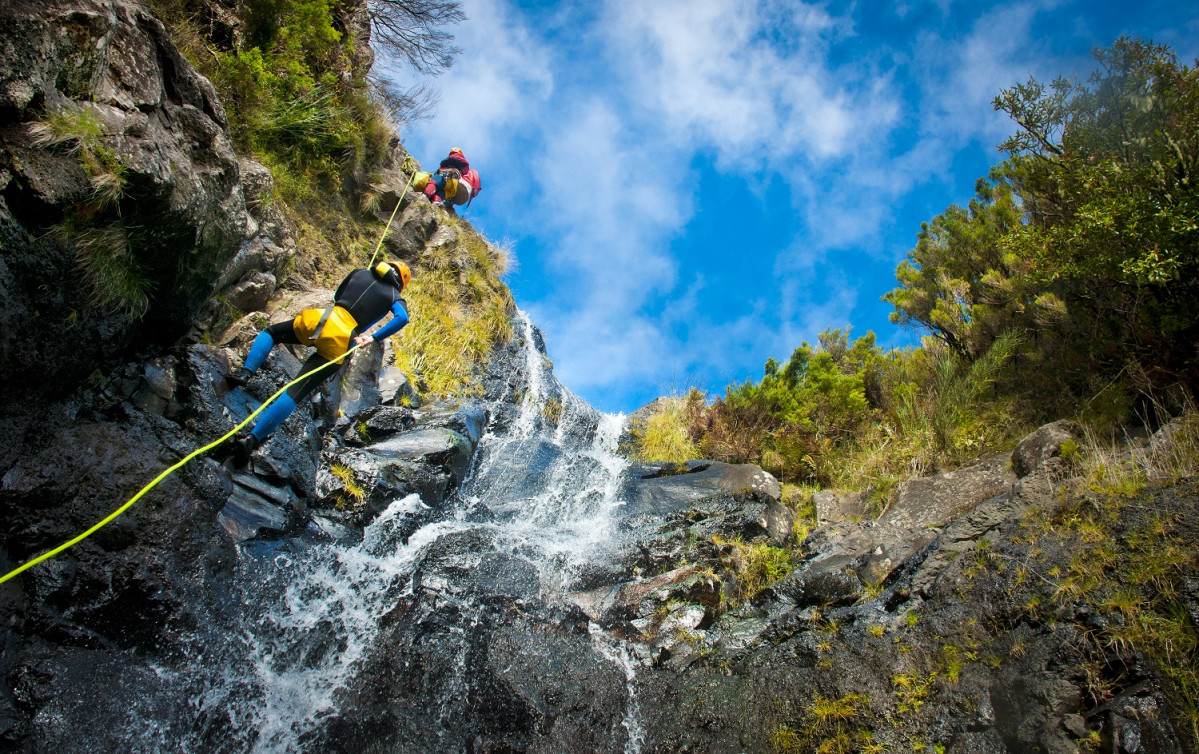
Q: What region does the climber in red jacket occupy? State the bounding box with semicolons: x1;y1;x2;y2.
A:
423;147;481;209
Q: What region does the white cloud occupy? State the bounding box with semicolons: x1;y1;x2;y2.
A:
395;0;1175;410
388;0;554;163
600;0;894;166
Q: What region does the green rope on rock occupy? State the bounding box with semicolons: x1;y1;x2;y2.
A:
0;345;362;585
1;158;423;585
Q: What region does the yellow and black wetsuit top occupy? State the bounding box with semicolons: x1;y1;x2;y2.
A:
334;267;409;339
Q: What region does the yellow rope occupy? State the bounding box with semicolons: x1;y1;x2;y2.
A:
0;161;425;585
0;345;361;585
368;165;413;268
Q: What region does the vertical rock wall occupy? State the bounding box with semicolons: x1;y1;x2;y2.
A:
0;0;291;409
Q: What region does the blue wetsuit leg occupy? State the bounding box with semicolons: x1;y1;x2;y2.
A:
249;351;340;442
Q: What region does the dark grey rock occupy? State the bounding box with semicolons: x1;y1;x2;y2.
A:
1061;713;1089;738
323;341;384;426
413;402;489;446
947;729;1008;753
881;451;1015;529
622;460;782;515
305;515;361;544
572;565;720;627
223;271;276;314
369;427;474;485
1012;420;1083;478
217;488;289;542
335;405;416;447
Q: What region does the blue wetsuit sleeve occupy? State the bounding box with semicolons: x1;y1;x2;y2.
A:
371;300;409;341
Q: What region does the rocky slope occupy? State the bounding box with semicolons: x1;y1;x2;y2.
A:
1;2;1196;753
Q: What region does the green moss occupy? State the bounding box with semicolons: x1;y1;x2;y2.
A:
713;536;794;607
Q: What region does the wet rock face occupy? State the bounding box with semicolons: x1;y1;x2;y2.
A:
0;0;290;407
311;528;633;753
1;277;1195;753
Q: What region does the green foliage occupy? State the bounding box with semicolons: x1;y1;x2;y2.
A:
149;0;404;217
696;38;1196;503
637;392;703;463
689;324;1029;490
890;38;1199;404
896;331;1023;460
697;328;876;483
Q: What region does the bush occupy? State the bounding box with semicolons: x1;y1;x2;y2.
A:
637;393;703;463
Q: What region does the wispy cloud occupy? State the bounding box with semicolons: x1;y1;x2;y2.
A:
394;0;1196;411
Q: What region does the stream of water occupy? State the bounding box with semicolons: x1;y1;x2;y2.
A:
161;311;642;752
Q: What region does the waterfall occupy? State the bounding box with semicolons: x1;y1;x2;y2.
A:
136;310;645;753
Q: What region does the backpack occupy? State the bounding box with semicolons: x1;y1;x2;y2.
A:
410;170;432;189
292;306;358;360
459;169;481;206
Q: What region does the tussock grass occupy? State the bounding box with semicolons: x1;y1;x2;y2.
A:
637;394;701;463
48;222;150;320
771;692;877;753
329;463;365;510
782;483;818;543
30;105;127;206
391;232;514;396
713;535;794;607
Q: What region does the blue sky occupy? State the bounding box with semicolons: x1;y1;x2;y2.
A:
389;0;1198;414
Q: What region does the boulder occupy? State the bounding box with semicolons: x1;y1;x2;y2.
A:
222;271;276;314
622;460;782;515
315;446;452;530
778;519;937;604
1012;420;1082;478
368;428;475;484
335;405;416;447
216;476;293;542
414;402;489;446
322;341;384;426
880;451;1015;530
813;489;867;523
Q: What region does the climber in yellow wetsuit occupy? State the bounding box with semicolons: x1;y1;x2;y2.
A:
223;260;411;467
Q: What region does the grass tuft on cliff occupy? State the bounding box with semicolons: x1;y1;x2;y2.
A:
391;231;514;396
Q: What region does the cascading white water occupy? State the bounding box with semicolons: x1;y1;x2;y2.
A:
509;311;545;439
173;310;644;752
591;625;647;754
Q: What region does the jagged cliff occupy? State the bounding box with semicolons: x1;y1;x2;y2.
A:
0;2;1196;753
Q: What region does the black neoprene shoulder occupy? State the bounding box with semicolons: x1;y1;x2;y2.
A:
335;268;400;323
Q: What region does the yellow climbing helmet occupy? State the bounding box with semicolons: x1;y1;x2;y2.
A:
374;259;410;290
